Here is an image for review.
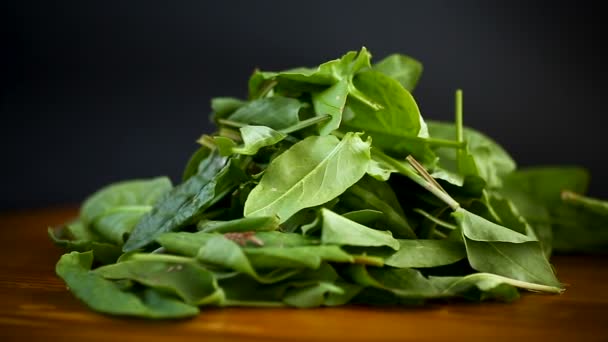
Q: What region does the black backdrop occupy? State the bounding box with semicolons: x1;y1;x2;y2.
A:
2;1;605;210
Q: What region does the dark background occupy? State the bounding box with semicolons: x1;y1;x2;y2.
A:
2;1;604;210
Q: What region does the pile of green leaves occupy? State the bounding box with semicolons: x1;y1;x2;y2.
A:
50;48;608;319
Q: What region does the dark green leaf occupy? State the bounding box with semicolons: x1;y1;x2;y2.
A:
124;157;244;252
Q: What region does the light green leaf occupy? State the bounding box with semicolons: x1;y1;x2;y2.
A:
244;133;371;222
372;54;423;91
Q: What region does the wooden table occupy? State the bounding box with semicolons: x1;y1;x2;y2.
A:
1;207;607;341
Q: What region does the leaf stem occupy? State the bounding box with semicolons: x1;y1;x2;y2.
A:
218;119;247;129
455;89;463;144
280;114;331;134
255;79;278;99
413;208;457;231
196;135;216;149
348;84;383;111
421;137;465;149
372;149;460;210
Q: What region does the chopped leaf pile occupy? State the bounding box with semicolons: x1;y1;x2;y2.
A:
50;48;608;319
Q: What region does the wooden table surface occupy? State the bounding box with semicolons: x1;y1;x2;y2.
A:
1;207;607;341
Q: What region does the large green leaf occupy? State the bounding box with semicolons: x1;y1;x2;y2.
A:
244;133;371;221
55;252;198;319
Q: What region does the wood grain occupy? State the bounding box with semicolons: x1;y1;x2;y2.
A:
1;207;607;341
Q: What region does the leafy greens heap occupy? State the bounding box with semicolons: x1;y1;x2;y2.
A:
50;48;608;319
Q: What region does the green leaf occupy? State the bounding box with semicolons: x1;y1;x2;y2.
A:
81;177;172;225
428;121;516;188
219;125;287;156
282;282;345;308
384;240;466;268
93;206;152;245
312;80;349;135
499;167;590;254
244;245;353;269
453;208;562;289
55;252;198;319
342;176;415;238
342;209;385;226
182;146;211;182
197;216;280;234
552;192;608;253
502;167;589;209
156;231;216;257
430;273;521;301
346;265;437;298
211;97;246;121
196;235;299;283
250;48;379;134
344;70;423;145
244;133;371;222
227;96;304;130
321;208;400;250
48;223;122;265
372;54;423;91
124;157;245;252
95;254;221;305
